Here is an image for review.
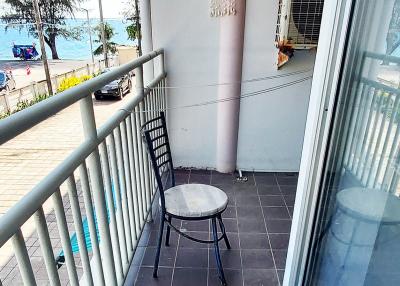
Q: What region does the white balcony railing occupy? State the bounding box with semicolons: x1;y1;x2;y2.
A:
0;49;166;285
342;52;400;194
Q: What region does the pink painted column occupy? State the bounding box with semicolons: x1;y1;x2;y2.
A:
216;0;246;173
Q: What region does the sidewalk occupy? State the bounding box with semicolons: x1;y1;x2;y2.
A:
0;94;131;215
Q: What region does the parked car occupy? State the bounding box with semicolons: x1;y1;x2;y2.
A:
94;68;132;100
0;70;16;92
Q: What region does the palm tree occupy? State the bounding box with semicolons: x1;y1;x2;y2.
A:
94;22;117;55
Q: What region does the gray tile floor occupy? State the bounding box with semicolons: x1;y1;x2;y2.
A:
129;170;297;286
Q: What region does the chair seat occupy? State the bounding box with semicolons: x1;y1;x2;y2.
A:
337;187;400;224
162;184;228;218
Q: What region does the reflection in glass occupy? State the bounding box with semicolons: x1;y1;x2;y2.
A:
307;1;400;285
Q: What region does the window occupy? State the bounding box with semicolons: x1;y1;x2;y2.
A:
275;0;324;68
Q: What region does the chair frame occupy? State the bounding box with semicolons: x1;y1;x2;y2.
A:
141;112;231;285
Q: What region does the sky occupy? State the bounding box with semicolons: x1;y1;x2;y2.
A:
0;0;128;19
75;0;128;19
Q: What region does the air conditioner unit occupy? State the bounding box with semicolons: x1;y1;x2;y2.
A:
275;0;324;68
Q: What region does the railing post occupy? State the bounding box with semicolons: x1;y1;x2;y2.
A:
3;88;11;113
135;65;153;222
51;76;58;94
18;88;23;102
160;51;167;112
30;81;37;97
79;94;117;286
159;51;165;76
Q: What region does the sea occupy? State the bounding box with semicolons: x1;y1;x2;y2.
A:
0;18;135;60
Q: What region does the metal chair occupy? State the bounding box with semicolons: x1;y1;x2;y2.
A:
141;112;231;285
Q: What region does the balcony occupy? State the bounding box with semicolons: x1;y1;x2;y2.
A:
130;170;296;286
0;49;297;286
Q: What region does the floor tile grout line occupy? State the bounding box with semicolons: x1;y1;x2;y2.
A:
133;213;155;285
257;173;281;286
275;174;292;220
229;175;245;286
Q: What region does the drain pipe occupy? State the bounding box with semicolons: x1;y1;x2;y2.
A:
216;0;246;173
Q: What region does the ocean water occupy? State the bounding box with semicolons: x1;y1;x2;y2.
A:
0;18;135;60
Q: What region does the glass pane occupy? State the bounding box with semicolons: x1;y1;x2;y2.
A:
307;1;400;285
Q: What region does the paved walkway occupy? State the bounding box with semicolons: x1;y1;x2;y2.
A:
0;93;133;215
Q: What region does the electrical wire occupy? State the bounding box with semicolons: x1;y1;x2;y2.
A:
147;69;313;89
123;76;312;114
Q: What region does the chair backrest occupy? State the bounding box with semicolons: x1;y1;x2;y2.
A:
141;112;175;210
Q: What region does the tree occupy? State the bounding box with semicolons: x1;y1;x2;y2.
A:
123;0;142;56
1;0;83;59
93;22;117;56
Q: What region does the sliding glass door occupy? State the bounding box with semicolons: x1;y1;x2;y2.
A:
304;0;400;285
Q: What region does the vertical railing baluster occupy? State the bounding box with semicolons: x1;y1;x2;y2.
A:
135;66;152;219
119;123;138;242
12;229;36;286
382;123;400;190
346;84;368;170
141;98;153;218
66;175;94;286
79;163;105;286
349;84;371;173
146;93;156;198
79;95;117;286
366;94;393;187
52;189;79;286
374;94;400;188
99;142;124;283
130;112;145;227
360;92;386;184
114;127;137;246
107;134;133;261
389;151;400;194
160;51;166;114
125;116;142;236
151;88;159;195
351;85;374;174
114;126;137;246
34;207;61;286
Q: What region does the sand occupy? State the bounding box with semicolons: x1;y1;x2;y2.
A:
0;59;94;89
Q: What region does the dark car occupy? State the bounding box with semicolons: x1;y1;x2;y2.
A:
0;70;16;92
94;68;132;100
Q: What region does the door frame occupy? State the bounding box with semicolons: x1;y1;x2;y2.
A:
283;0;354;285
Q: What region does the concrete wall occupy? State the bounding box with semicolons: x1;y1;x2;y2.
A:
151;0;316;171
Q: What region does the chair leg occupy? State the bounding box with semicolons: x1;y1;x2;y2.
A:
212;217;227;286
165;215;172;246
153;212;165;278
217;214;231;250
